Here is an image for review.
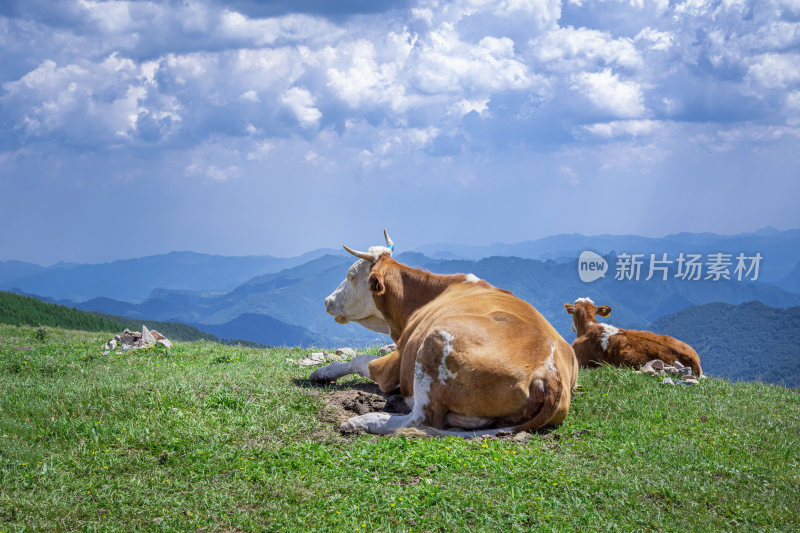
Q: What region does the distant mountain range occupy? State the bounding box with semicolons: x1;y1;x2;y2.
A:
0;249;344;303
415;227;800;283
29;248;800;348
2;228;799;349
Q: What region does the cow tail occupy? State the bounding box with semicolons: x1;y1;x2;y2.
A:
511;368;564;433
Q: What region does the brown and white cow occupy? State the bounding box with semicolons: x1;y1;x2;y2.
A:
311;232;578;437
564;297;703;377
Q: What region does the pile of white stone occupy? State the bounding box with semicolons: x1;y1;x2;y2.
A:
636;359;700;386
288;343;397;366
103;326;172;354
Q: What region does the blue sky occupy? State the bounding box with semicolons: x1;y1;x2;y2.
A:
1;0;799;265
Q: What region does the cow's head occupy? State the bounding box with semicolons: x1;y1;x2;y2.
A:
564;297;611;334
324;230;394;334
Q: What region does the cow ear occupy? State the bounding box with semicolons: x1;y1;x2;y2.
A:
368;272;385;295
596;305;612;317
564;303;575;314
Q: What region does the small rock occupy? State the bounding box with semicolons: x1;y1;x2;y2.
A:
649;359;665;370
114;335;121;343
685;376;699;384
335;347;356;358
141;326;156;346
641;365;657;375
380;343;397;356
325;353;344;362
513;432;529;441
150;329;166;341
120;329;135;344
308;352;326;362
107;339;117;350
678;367;693;377
661;377;674;385
673;360;685;370
664;365;678;375
156;339;172;349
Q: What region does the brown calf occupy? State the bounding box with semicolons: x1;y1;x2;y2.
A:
313;236;578;437
564;297;703;377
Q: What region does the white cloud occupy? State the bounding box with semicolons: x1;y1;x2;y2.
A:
246;140;274;160
324;36;415;112
582;119;662;138
747;53;800;89
634;27;674;51
0;0;796;163
534;26;642;71
449;98;490;116
186;162;242;182
571;69;647;118
559;165;580;186
281;87;322;128
217;10;339;46
414;24;533;94
2;55;180;141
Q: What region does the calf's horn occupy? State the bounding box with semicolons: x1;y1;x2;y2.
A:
383;229;394;249
343;245;377;262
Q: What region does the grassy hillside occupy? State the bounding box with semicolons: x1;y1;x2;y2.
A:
1;324;798;531
651;301;800;388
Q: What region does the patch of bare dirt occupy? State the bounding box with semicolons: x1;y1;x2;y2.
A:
320;383;410;427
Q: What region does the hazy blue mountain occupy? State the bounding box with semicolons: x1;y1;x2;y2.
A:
8;228;800;348
648;301;800;388
0;249;344;303
5;229;798;305
191;313;321;348
414;228;800;283
0;260;46;285
68;251;800;348
779;262;800;293
400;254;800;342
73;254;389;346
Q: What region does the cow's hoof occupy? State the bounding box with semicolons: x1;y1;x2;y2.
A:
339;420;364;435
309;368;332;382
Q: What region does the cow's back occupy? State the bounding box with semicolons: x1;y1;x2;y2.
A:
611;329;702;375
396;283;576;403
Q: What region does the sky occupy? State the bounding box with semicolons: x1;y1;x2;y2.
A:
1;0;799;265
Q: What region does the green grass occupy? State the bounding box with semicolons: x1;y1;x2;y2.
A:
1;323;799;532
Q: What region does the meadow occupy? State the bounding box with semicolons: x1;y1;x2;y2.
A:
1;323;799;531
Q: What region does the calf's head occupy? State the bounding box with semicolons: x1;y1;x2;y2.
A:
564;297;612;334
324;230;394;334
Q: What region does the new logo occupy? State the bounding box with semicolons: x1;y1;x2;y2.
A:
578;251;608;283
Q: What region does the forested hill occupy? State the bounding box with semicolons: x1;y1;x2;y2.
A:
0;290;124;333
650;301;800;388
0;291;219;343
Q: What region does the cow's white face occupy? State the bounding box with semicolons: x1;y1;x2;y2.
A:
325;258;390;334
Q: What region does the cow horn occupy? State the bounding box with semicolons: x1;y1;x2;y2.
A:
343;245;376;262
383;229;394;249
